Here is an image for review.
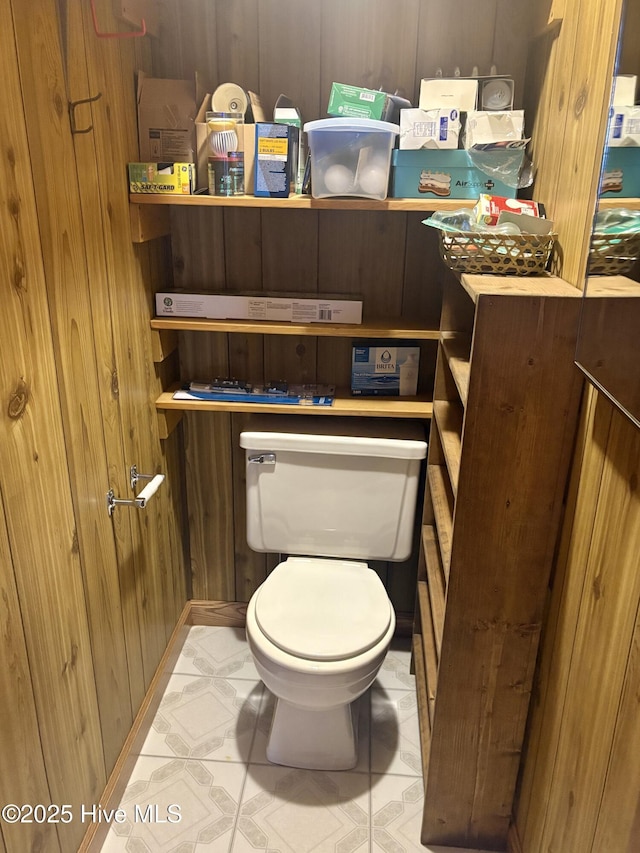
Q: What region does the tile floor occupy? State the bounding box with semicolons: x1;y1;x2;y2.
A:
98;626;485;853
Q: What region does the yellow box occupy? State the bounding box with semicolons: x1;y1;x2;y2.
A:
128;162;195;194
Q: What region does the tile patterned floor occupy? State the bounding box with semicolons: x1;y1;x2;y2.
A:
98;627;487;853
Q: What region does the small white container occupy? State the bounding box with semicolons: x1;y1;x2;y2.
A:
304;118;399;200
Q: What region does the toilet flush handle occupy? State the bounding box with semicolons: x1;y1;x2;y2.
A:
248;453;276;465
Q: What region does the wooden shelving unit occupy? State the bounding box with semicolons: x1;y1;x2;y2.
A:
150;316;440;340
414;273;584;851
598;196;640;209
157;384;432;419
129;193;475;242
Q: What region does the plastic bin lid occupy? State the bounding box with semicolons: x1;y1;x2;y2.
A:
304;117;399;134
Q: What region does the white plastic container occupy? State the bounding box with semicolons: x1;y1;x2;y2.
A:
304;118;399;200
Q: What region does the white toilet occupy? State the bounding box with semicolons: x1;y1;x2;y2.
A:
240;415;427;770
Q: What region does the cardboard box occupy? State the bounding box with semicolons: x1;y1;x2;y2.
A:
327;83;389;120
474;194;543;226
399;108;460;150
255;123;292;197
601;147;640;196
613;74;637;106
608;106;640;147
156;291;363;324
419;78;478;112
137;72;197;162
351;341;420;396
129;162;195;194
390;149;522;199
463;110;525;148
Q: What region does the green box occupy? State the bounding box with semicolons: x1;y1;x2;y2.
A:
327;83;388;120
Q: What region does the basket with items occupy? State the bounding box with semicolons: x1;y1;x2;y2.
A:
588;209;640;275
424;194;556;276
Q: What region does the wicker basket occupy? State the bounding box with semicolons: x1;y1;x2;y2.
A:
437;231;556;276
588;231;640;275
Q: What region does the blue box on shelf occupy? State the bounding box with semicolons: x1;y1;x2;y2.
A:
390;149;522;199
600;147;640;197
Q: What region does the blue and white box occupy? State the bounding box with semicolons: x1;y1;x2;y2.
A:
351;340;420;396
399;108;461;150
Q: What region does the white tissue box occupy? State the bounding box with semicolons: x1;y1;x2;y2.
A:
463;110;525;148
608;107;640;147
399;108;460;150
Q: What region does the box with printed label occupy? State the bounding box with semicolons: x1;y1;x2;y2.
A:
129;162;195;194
607;106;640;147
390;150;522;199
351;340;420;396
137;73;197;162
156;291;363;324
254;123;292;197
600;147;640;197
399;108;461;150
327;82;389;120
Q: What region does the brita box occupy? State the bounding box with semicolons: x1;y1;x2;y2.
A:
351;340;420;396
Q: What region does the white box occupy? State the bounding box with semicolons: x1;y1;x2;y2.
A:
155;292;246;318
463;110;525;148
613;75;637;106
156;292;363;324
419;78;478;112
351;341;420;396
608;106;640;146
399;108;460;150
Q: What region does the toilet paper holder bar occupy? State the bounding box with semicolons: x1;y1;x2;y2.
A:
106;466;165;517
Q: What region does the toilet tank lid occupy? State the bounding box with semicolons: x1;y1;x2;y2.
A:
240;415;427;459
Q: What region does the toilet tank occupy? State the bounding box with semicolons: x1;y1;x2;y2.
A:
240;415;427;562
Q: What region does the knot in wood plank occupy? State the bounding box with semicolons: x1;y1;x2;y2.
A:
8;379;29;419
574;84;588;118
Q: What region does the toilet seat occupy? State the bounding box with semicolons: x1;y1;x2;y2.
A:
254;557;393;662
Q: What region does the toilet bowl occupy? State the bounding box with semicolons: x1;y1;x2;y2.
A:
240;415;427;771
246;556;396;770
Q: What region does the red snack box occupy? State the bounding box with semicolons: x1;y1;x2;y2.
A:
474;194;545;226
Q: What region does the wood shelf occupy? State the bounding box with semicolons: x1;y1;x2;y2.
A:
441;333;471;407
418;273;584;849
156;385;433;419
433;400;463;495
422;526;446;661
427;464;453;578
412;634;432;783
131;193;475;212
150;316;440;340
417;581;438;728
598;197;640;210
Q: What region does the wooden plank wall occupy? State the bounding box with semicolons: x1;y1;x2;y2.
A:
513;2;640;851
152;0;534;612
0;0;187;849
525;0;623;287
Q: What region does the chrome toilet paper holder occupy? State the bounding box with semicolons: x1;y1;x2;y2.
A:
106;465;165;516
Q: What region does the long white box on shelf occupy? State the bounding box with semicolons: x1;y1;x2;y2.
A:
155;291;363;324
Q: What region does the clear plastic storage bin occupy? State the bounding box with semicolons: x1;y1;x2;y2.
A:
304;118;399;200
